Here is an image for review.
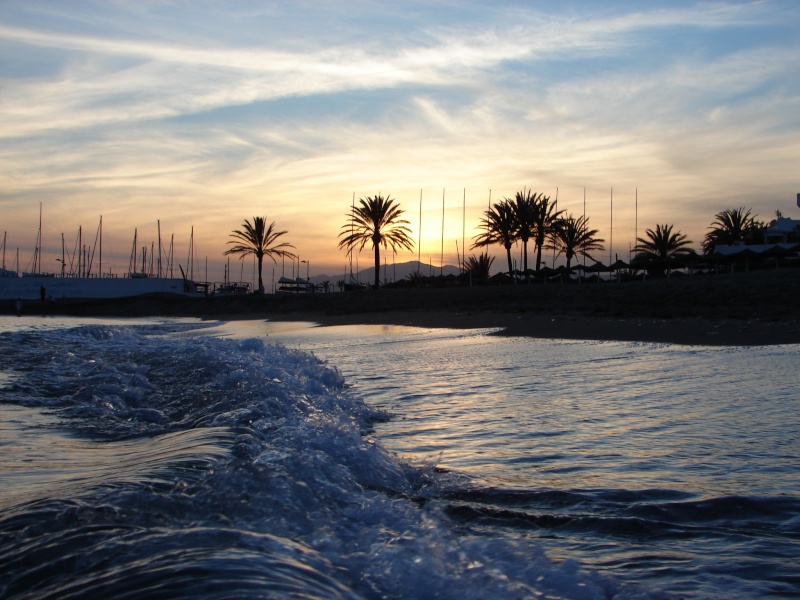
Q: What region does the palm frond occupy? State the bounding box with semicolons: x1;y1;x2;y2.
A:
635;224;692;260
702;207;763;254
547;214;604;270
224;216;295;293
338;195;414;288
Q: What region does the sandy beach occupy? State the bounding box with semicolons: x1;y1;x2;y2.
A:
3;269;799;346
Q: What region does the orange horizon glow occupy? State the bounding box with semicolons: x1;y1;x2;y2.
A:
2;2;798;284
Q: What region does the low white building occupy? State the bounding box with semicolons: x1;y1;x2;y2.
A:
763;216;800;244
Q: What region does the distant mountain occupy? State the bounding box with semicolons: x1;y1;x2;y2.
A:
308;261;461;286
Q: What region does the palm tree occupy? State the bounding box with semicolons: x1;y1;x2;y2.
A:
635;224;693;260
547;214;604;272
464;252;495;281
225;216;295;294
702;207;763;254
472;200;518;277
531;193;562;274
509;189;538;281
338;195;414;289
634;224;693;277
405;269;426;285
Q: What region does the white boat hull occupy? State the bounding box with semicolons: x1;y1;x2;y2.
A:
0;276;198;301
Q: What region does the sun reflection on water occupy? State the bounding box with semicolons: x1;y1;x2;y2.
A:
212;322;800;499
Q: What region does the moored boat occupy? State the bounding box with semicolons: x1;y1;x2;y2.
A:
1;213;202;300
0;272;201;301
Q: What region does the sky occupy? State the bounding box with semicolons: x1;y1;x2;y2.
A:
1;0;799;283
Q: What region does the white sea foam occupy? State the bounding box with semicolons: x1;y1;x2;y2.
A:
0;319;655;599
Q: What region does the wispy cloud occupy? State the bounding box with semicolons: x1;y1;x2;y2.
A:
1;1;798;275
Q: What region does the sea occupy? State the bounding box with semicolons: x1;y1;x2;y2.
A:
0;316;797;599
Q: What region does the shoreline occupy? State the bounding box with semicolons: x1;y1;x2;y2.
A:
2;269;798;346
261;310;800;347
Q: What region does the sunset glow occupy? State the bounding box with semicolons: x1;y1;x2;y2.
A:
2;1;798;283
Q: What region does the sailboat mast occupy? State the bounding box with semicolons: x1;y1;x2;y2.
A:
157;220;162;278
130;229;138;274
87;219;100;277
186;227;192;280
99;216;102;277
189;226;194;280
34;203;42;274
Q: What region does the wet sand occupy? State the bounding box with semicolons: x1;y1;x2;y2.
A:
3;269;799;346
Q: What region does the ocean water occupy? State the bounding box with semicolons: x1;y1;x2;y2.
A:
0;317;798;599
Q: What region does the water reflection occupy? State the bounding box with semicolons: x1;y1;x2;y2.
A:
182;320;800;497
0;405;231;510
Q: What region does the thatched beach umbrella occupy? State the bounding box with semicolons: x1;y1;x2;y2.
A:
584;261;611;273
609;259;629;270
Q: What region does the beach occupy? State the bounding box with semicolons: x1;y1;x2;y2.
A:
3;269;798;346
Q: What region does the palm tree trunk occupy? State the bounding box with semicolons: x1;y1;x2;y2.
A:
373;244;380;289
257;255;264;293
535;234;544;273
504;244;513;278
522;240;529;282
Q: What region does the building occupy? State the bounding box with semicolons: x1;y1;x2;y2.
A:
763;216;800;244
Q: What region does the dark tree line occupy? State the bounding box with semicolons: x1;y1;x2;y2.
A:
225;198;778;292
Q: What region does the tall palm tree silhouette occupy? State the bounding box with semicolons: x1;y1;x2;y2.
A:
338;195;414;289
472;200;518;278
635;224;693;260
510;189;545;282
634;224;693;276
531;193;562;274
702;207;763;254
464;252;495;281
547;214;604;272
225;216;295;294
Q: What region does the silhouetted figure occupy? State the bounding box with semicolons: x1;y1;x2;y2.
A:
40;286;46;302
15;298;23;316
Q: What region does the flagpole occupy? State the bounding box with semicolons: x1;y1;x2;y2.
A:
552;187;558;269
583;187;586;271
609;187;613;267
418;188;422;268
349;192;355;281
462;188;466;273
440;188;445;276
